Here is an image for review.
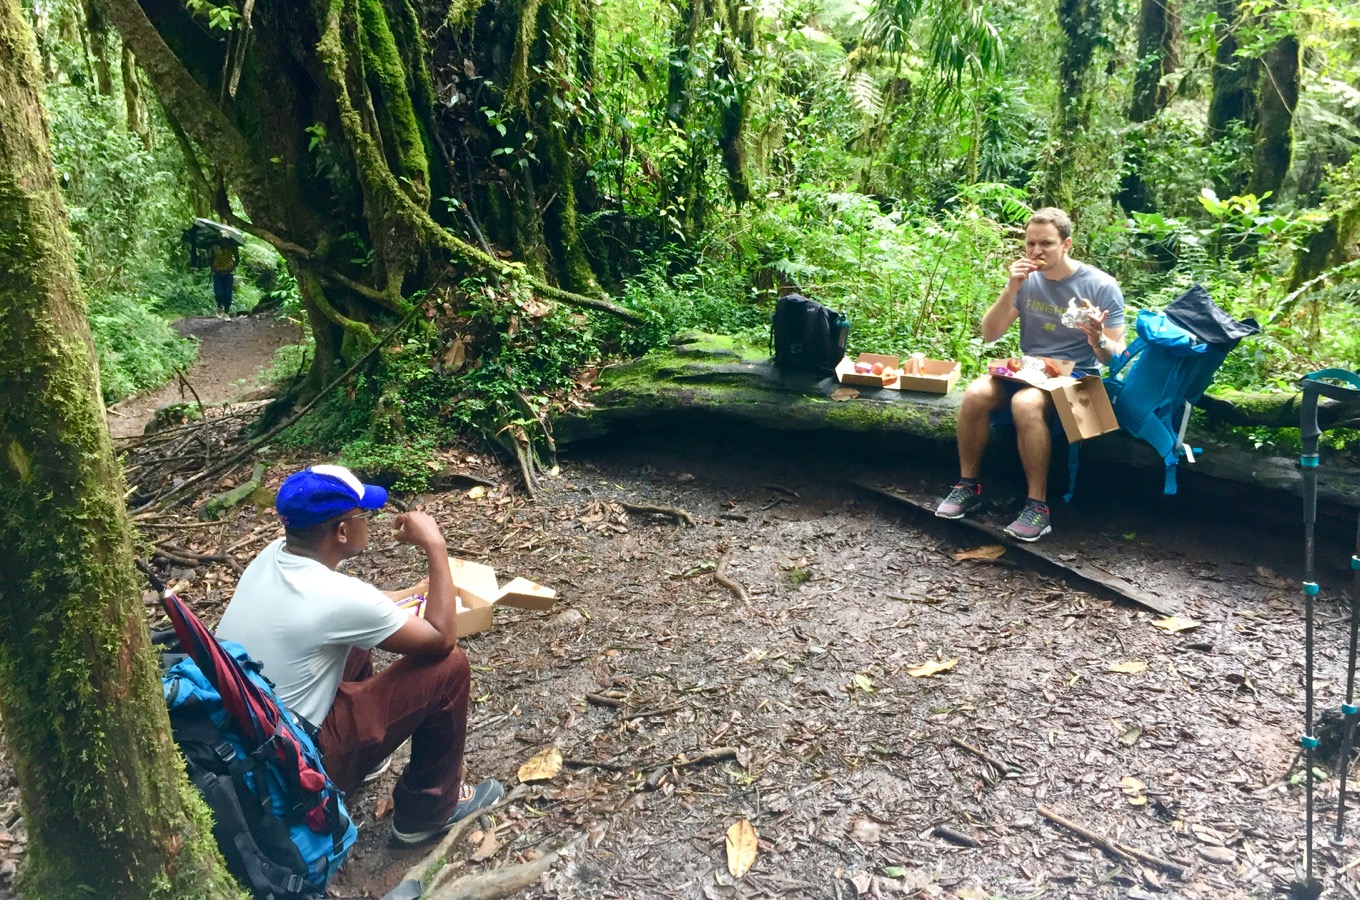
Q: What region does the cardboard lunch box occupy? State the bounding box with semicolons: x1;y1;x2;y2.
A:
398;558;558;637
836;353;902;389
897;356;961;395
988;358;1119;442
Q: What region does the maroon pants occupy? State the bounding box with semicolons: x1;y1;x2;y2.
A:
319;647;470;825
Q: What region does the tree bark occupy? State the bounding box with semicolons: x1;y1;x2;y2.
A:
1117;0;1179;212
121;44;152;150
1248;26;1298;200
1043;0;1103;208
0;2;240;896
1207;0;1256;195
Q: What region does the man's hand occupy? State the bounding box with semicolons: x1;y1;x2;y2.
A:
1008;257;1040;284
392;511;444;551
1077;307;1108;346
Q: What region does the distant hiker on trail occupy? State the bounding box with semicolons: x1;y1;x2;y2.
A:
210;240;239;318
216;464;505;846
934;207;1126;542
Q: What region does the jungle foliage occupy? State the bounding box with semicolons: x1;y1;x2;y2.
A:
21;0;1360;461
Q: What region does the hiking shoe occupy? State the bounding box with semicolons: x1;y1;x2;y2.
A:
390;779;506;846
935;482;983;519
1003;500;1052;542
362;754;393;785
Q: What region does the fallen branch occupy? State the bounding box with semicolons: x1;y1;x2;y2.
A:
584;693;623;708
933;824;980;847
153;545;244;575
714;542;750;603
199;461;267;521
622;703;685;721
619;500;697;527
1037;805;1188;878
950;736;1021;774
423;834;585;900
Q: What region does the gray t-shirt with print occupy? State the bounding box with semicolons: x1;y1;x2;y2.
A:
1014;261;1125;373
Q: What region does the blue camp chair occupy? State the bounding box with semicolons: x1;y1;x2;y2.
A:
1102;285;1260;494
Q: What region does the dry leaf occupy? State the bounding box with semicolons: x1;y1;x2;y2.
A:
954;545;1006;561
1108;660;1148;674
467;485;488;500
1119;775;1146;794
830;387;860;401
374;794;394;820
1151;616;1201;633
470;828;499;861
517;747;563;783
907;658;958;678
725;819;758;879
1197;845;1236;864
850;818;882;842
956;887;990;900
850;873;873;895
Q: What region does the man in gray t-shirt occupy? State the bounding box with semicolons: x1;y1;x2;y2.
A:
934;207;1126;542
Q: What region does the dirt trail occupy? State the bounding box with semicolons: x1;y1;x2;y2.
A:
105;312;302;439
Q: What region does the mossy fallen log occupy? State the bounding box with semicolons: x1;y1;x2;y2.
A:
198;461;267;521
553;333;1360;511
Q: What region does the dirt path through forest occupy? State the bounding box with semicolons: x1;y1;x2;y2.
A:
105;312;302;439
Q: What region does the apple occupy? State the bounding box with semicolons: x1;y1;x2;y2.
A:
871;362;885;376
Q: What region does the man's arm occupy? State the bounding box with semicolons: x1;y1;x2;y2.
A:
377;512;458;656
1077;312;1127;366
982;259;1033;343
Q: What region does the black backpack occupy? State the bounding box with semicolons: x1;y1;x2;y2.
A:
770;294;849;375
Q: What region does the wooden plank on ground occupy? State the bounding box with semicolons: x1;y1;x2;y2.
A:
855;481;1178;617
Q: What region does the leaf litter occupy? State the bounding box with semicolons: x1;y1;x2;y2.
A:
89;425;1360;900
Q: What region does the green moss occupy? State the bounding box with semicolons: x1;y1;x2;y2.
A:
357;0;431;206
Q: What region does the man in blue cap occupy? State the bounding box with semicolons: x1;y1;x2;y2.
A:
217;464;504;845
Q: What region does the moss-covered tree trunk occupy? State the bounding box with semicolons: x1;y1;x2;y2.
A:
1117;0;1179;213
97;0;612;410
0;3;241;897
1206;0;1256;195
1247;24;1298;201
1042;0;1102;209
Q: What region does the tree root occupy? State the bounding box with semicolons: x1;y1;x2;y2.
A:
423;834;585;900
387;785;527;896
714;541;750;603
618;501;697;527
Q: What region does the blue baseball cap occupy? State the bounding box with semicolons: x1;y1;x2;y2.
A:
275;464;387;528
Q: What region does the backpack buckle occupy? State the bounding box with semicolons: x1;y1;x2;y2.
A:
212;740;237;765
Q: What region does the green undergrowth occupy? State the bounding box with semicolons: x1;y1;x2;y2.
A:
276;277;607;490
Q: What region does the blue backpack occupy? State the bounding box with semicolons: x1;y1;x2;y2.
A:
163;641;357;899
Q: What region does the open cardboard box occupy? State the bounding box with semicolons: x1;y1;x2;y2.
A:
450;557;558;635
835;353;901;389
988;358;1118;442
399;558;558;637
897;356;961;394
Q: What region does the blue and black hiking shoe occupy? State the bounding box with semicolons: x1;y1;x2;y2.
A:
391;779;506;846
1003;499;1051;542
935;481;983;520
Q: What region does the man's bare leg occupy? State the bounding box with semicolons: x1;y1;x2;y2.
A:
938;375;1009;519
957;375;1010;478
1010;387;1053;501
1005;387;1055;541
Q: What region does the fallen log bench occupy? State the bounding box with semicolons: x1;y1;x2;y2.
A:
553;332;1360;513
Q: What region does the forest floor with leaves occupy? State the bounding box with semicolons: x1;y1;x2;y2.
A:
2;310;1359;899
101;429;1360;899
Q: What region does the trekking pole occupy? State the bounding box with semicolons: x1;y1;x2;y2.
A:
1334;569;1360;847
1297;370;1360;892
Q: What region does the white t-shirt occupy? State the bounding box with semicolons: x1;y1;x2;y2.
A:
216;538;406;726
